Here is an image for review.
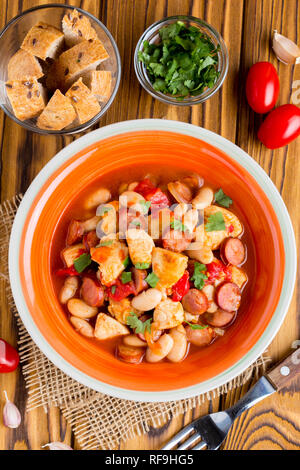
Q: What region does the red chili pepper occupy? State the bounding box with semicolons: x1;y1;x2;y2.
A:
55;266;80;277
0;339;19;373
171;271;190;301
206;261;232;283
107;279;136;301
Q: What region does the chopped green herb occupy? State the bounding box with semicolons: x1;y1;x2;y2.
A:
123;256;130;268
214;188;233;208
139;200;151;214
191;262;207;290
111;285;117;295
130;220;141;227
170;219;187;232
205;212;226;232
145;272;159;288
135;262;151;269
126;312;152;334
99;239;114;247
73;253;91;273
186;321;208;330
98;205;113;216
121;271;132;284
138;21;220;100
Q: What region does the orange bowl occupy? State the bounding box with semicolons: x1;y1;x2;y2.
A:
9;120;296;401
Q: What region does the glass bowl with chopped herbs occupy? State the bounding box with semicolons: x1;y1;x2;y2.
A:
134;16;228;105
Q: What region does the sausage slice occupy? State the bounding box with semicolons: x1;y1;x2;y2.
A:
185;326;215;347
83;230;99;250
162;228;193;253
182;288;209;315
220;238;245;266
67;219;85;245
216;282;241;312
203;309;235;327
80;277;104;307
131;267;148;294
117;343;145;364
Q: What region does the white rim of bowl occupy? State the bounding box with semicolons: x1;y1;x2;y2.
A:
9;119;297;402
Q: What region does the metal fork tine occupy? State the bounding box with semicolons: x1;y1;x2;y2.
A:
193;440;207;450
161;423;194;450
177;433;201;450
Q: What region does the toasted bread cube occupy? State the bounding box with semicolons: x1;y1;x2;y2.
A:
85;70;112;101
62;9;98;47
5;79;46;121
153;299;184;330
61;243;85;267
152;247;188;290
94;313;129;340
37;89;76;130
66;78;100;124
204;205;243;250
108;298;141;325
126;229;155;266
90;239;128;286
229;266;248;289
21;22;64;61
8;49;44;81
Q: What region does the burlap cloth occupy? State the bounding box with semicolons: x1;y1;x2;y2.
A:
1;195;270;450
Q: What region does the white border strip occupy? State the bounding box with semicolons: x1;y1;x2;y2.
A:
9;119;297;402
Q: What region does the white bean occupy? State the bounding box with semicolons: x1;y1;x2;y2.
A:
167;325;187;363
145;334;174;363
59;276;79;304
202;284;218;313
183;208;199;232
192;187;214;210
127;182;138;191
67;298;98;319
119;191;145;208
82;215;101;232
84;188;111;210
187;246;214;265
173;203;188;219
123;334;147;347
70;316;94;338
131;288;162;311
184;311;199;323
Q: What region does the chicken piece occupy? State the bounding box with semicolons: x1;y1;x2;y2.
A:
61;243;85;267
94;313;129;340
90;239;128;286
62;9;98;47
126;229;155;266
5;79;46;121
152;247;188;289
229;266;248;289
8;49;44;81
153;299;184;329
108;298;141;325
37;89;76;130
204;205;243;250
21;22;64;61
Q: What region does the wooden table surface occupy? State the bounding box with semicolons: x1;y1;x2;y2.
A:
0;0;299;451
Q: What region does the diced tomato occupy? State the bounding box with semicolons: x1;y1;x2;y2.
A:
134;179;157;198
135;179;169;209
206;260;232;284
171;271;190;301
107;279;136;301
55;266;80;277
228;224;234;234
148;188;170;208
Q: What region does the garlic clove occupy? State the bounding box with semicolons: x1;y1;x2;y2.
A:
3;391;21;428
272;30;300;65
42;442;73;450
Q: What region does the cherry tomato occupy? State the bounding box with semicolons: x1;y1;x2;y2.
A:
0;339;19;373
258;104;300;149
246;62;279;113
171;271;190;301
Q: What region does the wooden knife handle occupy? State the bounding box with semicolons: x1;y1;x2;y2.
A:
265;348;300;390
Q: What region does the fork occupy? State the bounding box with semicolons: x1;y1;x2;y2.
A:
162;349;300;450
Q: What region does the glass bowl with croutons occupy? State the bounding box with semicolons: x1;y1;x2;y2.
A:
0;4;121;135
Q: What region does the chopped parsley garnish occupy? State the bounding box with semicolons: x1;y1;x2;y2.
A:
185;321;208;330
130;220;141;227
121;271;132;284
98;239;114;247
111;285;117;295
126;312;152;334
214;189;233;208
139;200;151;214
73;253;91;273
205;212;226;232
170;219;187;232
123;256;130;268
98;205;113;216
135;262;151;269
145;272;159;288
138;21;220;100
191;262;207;290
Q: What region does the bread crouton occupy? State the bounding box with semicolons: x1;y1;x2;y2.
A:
21;22;64;61
8;49;44;81
108;298;141;325
62;9;98;47
5;79;46;121
204;205;243;250
152;247;188;290
90;239;128;286
37;89;76;130
61;243;85;267
66;78;100;124
153;299;184;329
94;313;129;340
85;70;112;101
